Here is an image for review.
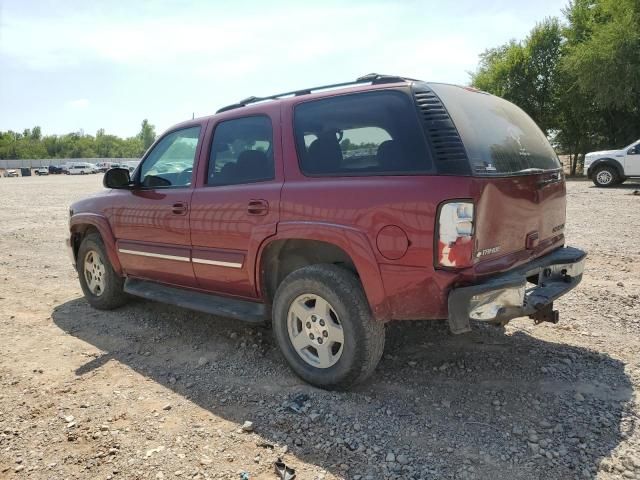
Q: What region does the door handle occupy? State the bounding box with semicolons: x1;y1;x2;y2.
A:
172;202;188;215
247;199;269;215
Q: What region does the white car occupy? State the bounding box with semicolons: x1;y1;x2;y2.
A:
6;169;19;177
68;164;94;175
584;139;640;187
34;167;49;175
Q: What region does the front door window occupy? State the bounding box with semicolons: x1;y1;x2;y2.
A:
138;126;201;188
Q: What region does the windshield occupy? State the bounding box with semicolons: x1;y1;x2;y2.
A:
428;83;561;175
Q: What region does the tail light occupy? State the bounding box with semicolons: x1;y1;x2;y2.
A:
437;201;474;268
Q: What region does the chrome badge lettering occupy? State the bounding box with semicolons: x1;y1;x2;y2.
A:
476;246;501;258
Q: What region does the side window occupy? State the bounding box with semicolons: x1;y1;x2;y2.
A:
139;126;201;188
294;91;432;176
208;116;274;186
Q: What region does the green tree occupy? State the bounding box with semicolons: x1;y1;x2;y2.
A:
0;124;152;160
138;119;156;150
562;0;640;153
563;0;640;110
471;18;563;134
31;126;42;140
471;1;640;175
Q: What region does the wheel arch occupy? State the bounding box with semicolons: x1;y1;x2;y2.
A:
588;158;624;179
256;224;390;321
69;213;122;274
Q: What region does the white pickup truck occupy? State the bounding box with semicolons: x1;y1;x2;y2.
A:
584;139;640;187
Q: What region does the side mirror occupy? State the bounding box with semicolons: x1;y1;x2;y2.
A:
103;167;131;189
628;147;638;155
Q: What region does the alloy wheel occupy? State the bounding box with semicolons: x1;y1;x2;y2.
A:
287;293;344;368
83;250;106;296
596;170;613;186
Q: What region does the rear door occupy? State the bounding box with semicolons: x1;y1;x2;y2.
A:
189;107;282;298
108;124;204;287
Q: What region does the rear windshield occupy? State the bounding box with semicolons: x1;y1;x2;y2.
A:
429;83;561;175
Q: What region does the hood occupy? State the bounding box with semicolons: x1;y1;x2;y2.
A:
586;149;620;157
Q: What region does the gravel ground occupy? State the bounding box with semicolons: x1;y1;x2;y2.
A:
0;175;639;480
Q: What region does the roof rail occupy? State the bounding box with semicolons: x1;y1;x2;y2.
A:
216;73;411;113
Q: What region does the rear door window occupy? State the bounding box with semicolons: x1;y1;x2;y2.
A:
207;116;275;186
294;90;433;176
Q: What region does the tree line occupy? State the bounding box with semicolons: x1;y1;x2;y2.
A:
471;0;640;174
0;120;156;160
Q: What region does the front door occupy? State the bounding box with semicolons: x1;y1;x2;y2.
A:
625;142;640;176
190;112;282;298
109;124;204;287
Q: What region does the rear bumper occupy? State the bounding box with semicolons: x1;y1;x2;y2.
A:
448;246;586;334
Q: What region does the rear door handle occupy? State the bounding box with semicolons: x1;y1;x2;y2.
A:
247;199;268;215
172;202;188;215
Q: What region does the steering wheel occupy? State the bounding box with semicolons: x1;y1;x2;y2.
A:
176;167;193;187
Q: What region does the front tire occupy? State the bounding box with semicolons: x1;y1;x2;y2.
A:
272;264;385;390
77;233;128;310
592;166;618;187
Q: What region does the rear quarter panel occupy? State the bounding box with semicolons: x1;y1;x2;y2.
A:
280;100;473;320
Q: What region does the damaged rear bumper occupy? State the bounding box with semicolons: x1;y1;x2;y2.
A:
448;246;586;334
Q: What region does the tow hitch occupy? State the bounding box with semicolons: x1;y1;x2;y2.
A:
530;303;559;325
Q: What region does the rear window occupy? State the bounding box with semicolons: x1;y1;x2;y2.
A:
294;90;433;176
429;83;560;175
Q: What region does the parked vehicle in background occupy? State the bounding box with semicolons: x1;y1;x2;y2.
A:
96;162;121;172
34;167;49;175
67;74;586;389
122;160;140;173
49;165;64;174
67;164;95;175
96;161;139;173
6;169;18;177
584;139;640;187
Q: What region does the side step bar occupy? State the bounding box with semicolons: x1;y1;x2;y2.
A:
124;278;269;324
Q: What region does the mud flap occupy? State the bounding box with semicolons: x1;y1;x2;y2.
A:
447;292;472;334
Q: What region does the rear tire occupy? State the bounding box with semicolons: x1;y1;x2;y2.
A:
272;264;385;390
77;233;129;310
592;165;618;187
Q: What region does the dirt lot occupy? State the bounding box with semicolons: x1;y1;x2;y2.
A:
0;175;639;480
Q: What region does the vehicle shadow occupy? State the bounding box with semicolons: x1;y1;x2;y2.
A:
52;298;634;479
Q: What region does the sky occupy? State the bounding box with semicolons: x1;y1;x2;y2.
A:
0;0;568;138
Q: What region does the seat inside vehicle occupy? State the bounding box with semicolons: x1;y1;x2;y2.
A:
306;133;343;174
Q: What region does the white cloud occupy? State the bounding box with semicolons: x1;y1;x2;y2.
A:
68;99;90;109
1;4;396;76
1;1;553;89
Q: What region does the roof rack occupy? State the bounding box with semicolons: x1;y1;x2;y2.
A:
216;73;412;113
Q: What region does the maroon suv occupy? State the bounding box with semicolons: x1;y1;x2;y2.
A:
67;74;586;389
